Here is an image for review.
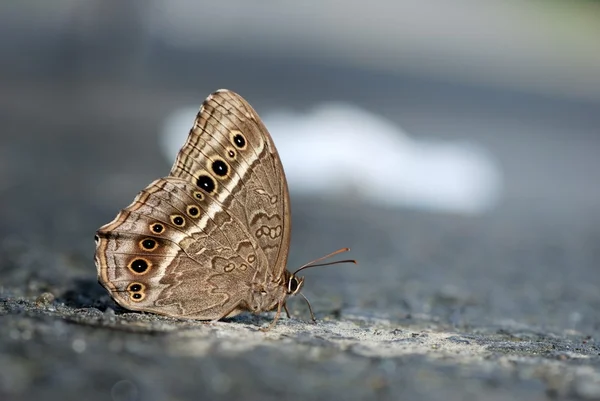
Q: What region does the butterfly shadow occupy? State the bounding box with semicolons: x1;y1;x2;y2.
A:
59;278;320;327
58;278;269;324
60;277;121;311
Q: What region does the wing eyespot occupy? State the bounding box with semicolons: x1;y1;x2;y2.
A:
210;158;229;178
150;223;165;234
229;130;247;150
128;283;144;292
170;215;185;227
196;174;216;194
127;282;146;302
186;205;200;218
139;238;158;251
128;258;151;275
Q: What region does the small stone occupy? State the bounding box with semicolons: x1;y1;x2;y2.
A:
35;292;55;306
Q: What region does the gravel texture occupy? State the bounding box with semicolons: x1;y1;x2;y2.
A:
1;58;600;400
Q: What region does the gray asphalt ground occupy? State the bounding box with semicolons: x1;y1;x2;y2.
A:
1;38;600;400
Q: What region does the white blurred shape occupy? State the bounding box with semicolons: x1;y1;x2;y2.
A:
161;102;501;215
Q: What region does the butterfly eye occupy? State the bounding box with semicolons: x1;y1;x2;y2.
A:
289;278;298;292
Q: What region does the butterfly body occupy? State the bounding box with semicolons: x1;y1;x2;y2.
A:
95;90;302;323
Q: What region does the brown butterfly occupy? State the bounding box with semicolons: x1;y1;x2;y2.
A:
94;89;355;330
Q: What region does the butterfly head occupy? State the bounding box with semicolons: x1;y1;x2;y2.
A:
287;275;305;296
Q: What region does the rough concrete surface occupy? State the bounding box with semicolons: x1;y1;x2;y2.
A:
1;67;600;400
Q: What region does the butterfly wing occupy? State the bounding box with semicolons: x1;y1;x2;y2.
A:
95;90;291;319
170;90;291;283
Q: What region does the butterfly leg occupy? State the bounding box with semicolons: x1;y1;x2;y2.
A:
260;301;283;332
283;303;291;319
299;292;317;323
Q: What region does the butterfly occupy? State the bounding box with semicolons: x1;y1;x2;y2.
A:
94;89;354;330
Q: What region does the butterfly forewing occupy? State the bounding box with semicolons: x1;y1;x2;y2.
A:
170;90;291;281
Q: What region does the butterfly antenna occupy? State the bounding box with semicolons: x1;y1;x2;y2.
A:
292;247;357;276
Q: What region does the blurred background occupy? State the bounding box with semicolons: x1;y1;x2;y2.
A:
1;0;600;328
